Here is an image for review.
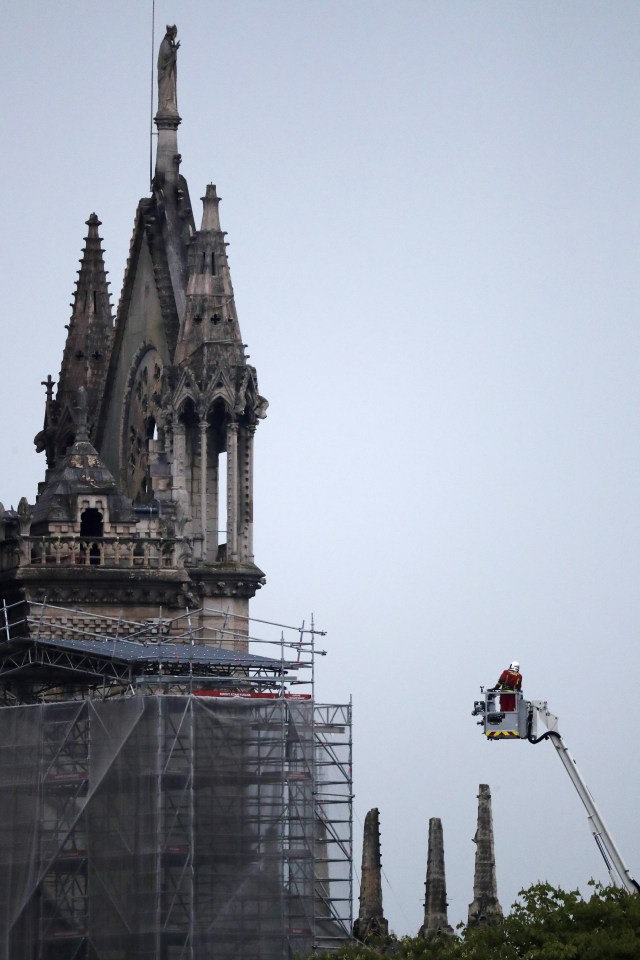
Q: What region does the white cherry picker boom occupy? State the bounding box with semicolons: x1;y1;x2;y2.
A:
472;687;639;895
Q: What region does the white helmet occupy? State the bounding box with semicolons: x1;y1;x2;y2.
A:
510;661;520;672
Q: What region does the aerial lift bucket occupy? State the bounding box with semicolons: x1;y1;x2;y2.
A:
472;688;529;739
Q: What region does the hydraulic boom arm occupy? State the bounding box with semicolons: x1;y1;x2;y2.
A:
472;689;639;894
526;700;639;895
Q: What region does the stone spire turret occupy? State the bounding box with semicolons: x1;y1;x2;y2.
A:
175;184;244;367
160;181;267;569
78;26;265;645
34;214;113;469
468;784;503;927
353;808;388;942
420;818;454;938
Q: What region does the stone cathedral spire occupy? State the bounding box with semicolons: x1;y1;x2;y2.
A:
468;784;503;926
170;182;267;566
24;25;268;645
35;214;113;470
420;818;454;937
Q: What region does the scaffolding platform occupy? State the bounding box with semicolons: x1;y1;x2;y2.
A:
0;601;353;959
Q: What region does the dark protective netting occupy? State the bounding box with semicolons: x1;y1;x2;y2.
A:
0;695;350;959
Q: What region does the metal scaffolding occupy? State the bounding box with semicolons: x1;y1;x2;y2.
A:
0;601;353;958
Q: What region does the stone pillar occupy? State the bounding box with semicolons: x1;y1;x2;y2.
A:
164;415;174;461
199;418;208;559
420;818;454;937
154;50;186;319
207;442;218;562
226;421;239;562
154;116;180;183
171;421;186;489
468;784;503;927
170;420;192;547
353;808;388;942
239;424;255;562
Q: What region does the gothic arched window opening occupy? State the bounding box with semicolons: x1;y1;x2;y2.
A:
80;508;103;565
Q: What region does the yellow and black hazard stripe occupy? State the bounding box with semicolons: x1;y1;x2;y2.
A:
486;730;520;739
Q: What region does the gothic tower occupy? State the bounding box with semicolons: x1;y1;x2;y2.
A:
4;25;268;646
0;26;353;957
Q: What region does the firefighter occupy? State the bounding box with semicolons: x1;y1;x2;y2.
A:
494;661;522;711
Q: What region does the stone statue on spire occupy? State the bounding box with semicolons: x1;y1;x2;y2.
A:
157;25;180;117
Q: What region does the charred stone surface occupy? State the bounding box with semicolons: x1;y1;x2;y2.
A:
420;817;454;938
468;783;503;927
353;807;389;942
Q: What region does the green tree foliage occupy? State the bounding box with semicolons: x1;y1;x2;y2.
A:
312;883;640;960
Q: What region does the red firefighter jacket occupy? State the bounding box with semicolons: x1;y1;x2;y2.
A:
496;668;522;691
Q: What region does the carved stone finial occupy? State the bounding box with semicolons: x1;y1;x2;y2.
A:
41;374;56;402
157;25;180;117
200;184;221;232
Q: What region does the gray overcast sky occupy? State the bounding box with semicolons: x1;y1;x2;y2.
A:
2;0;640;934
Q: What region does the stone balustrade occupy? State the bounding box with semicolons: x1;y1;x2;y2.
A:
10;536;182;570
